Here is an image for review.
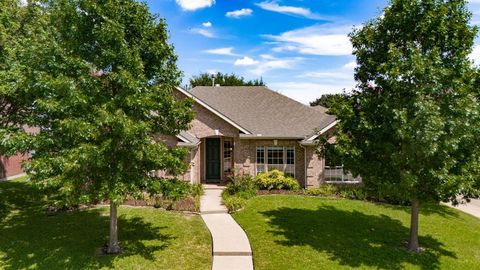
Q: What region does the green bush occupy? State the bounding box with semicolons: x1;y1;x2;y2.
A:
336;185;367;200
222;194;247;213
255;170;301;191
224;175;257;195
305;184;338;196
189;183;204;197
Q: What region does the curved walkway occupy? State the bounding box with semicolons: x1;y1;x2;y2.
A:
200;184;254;270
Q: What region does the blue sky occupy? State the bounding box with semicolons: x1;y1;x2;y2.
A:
145;0;480;104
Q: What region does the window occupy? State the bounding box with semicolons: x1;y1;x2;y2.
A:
223;139;233;173
324;144;361;183
256;145;295;177
285;147;295;177
256;146;266;174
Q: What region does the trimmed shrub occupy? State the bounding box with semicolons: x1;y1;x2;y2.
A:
255;170;300;191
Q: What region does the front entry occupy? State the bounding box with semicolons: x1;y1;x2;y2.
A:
205;138;221;182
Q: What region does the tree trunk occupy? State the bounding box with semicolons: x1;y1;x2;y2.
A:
106;202;121;254
408;199;420;252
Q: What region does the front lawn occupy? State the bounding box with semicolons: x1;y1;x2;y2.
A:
0;178;212;270
233;195;480;270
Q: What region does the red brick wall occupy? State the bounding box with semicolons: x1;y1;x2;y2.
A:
0;154;27;179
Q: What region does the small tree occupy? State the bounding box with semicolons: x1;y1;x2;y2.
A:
0;0;193;254
189;72;265;88
333;0;480;252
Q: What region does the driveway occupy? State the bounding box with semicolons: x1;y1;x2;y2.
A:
444;199;480;219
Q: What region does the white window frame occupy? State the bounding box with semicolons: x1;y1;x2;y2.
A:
255;145;295;178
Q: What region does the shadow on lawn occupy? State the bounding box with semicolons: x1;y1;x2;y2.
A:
261;206;456;270
0;180;172;270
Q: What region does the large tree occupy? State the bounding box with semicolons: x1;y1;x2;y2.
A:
0;0;193;254
332;0;480;252
189;72;265;88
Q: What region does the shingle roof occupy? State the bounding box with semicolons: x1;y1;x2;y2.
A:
189;86;336;139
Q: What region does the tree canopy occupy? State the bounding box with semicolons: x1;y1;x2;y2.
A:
188;72;265;88
332;0;480;252
0;0;193;254
310;93;348;109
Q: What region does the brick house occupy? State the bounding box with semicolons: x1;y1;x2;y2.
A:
157;86;356;188
1;86;358;186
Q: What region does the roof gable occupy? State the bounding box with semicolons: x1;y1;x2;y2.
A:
189;86;336;139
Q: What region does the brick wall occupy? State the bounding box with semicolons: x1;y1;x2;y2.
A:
0;154;27;179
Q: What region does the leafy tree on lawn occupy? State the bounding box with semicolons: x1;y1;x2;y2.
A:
310;93;348;109
331;0;480;252
0;0;193;254
189;72;265;88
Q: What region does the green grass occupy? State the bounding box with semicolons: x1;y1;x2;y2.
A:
232;195;480;270
0;178;212;270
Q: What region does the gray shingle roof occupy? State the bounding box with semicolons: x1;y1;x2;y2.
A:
189;86;336;139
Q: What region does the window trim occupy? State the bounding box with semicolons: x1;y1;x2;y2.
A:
255;145;295;178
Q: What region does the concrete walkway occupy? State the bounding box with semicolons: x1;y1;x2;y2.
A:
444;199;480;219
200;184;254;270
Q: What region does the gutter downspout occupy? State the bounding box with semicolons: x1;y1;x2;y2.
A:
299;143;307;189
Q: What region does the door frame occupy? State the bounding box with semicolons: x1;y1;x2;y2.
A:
204;137;222;183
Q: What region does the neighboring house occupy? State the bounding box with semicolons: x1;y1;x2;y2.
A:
157;86;356;188
0;154;28;181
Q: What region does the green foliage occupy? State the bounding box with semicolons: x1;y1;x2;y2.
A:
255;170;301;191
310;93;348;110
0;0;194;206
189;72;265;88
305;185;338;196
333;0;480;206
224;175;257;195
222;195;247;213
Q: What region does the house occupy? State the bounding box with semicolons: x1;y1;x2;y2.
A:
1;86;357;186
156;86;353;188
0;154;28;181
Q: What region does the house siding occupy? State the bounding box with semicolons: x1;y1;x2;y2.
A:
0;154;28;180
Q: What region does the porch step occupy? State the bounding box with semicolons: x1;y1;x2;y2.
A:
203;184;226;190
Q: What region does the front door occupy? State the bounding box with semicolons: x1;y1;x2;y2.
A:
205;138;221;182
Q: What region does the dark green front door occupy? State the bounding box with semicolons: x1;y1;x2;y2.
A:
205;138;221;182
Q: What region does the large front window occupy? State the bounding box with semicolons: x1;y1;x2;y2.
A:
256;146;295;177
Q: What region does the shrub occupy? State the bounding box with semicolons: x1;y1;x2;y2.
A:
336;185;367;200
224;175;257;195
222;195;247;213
255;170;301;191
305;184;337;196
189;183;204;197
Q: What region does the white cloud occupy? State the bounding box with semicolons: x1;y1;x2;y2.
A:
19;0;27;6
234;56;260;66
202;21;212;27
255;1;325;20
226;8;253;18
176;0;214;11
470;45;480;65
204;47;239;56
248;56;300;75
191;28;215;38
264;24;353;56
268;82;352;104
343;61;357;70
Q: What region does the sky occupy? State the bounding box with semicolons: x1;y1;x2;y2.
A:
145;0;480;104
